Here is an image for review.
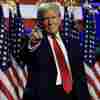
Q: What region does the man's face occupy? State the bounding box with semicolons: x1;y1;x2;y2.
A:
41;10;61;34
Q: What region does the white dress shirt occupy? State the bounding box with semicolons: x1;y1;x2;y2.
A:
48;33;72;85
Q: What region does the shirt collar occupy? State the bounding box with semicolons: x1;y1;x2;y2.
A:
48;32;60;38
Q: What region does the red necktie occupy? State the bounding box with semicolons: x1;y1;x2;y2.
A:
52;38;72;93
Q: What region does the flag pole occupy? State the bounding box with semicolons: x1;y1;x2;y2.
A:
70;0;73;13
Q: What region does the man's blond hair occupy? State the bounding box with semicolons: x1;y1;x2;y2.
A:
37;2;61;20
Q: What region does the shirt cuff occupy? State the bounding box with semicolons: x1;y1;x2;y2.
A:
28;40;41;52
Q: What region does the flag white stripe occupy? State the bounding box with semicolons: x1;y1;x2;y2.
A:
10;59;27;99
84;63;100;91
94;63;100;76
88;83;99;100
0;90;8;100
8;66;23;99
11;55;27;88
8;67;20;88
0;69;18;100
24;65;28;80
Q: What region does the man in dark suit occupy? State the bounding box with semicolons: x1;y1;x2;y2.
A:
22;2;90;100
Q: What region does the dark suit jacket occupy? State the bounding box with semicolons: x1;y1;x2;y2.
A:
21;33;90;100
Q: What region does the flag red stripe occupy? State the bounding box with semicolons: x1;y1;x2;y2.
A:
92;66;100;82
86;75;98;92
87;76;98;99
23;67;28;82
86;74;100;99
6;68;20;99
11;55;28;88
11;64;24;89
0;80;14;100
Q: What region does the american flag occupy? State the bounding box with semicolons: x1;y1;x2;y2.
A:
82;4;100;99
0;5;17;100
0;4;28;100
64;7;73;49
11;4;25;63
64;6;80;46
70;12;80;40
64;7;70;39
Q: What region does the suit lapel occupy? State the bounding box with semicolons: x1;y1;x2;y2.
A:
37;36;57;72
39;36;57;85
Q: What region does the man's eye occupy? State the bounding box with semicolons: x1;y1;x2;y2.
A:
43;17;49;20
43;16;56;20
